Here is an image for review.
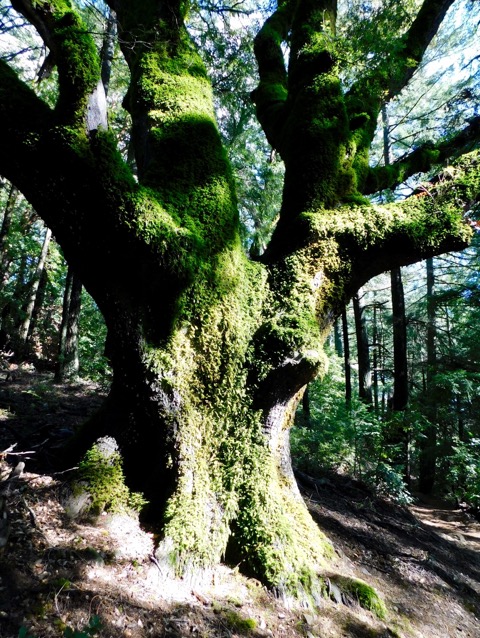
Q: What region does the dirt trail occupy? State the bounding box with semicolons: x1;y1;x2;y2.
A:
301;472;480;638
411;495;480;552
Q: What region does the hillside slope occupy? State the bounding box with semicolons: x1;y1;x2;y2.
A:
0;372;478;638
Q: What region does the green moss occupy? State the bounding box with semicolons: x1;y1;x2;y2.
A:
251;1;292;148
221;609;257;634
229;441;334;597
45;3;101;124
75;439;147;516
123;30;238;257
333;576;387;620
139;236;334;593
281;72;349;213
146;251;271;573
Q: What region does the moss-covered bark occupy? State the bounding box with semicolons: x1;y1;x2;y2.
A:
1;0;479;605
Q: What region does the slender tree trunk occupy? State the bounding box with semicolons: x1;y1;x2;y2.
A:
353;288;372;404
334;318;343;357
17;227;52;359
388;266;411;483
372;305;379;414
301;384;311;427
0;184;18;283
391;268;408;410
55;266;82;382
28;267;48;344
382;102;409;410
100;9;116;98
444;304;465;442
382;104;390;167
419;257;437;493
342;308;352;404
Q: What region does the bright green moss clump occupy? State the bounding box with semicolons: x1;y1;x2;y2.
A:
48;2;101;123
333;576;387;620
222;609;257;634
75;438;147;516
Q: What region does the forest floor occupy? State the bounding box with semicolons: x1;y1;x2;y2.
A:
0;370;478;638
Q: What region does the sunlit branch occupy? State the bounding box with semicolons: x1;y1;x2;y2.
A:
365;117;480;194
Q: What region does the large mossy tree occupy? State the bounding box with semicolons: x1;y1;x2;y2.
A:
1;0;480;595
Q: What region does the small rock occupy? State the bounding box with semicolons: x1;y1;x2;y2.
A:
303;613;316;626
62;489;91;519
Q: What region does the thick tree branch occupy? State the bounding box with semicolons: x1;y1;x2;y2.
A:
365;115;480;194
10;0;102;127
0;57;191;334
251;0;293;150
9;0;55;49
347;0;455;114
310;151;480;315
0;58;53;175
253;152;479;418
0;60;52;141
386;0;456;101
344;0;455;192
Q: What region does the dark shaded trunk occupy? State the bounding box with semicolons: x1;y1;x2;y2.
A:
372;304;379;414
387;266;411;484
0;184;18;282
419;257;437;493
353;288;372;404
391;267;408;410
55;266;82;382
301;384;311;427
334;318;343;357
100;9;116;98
342;309;352;404
17;227;52;359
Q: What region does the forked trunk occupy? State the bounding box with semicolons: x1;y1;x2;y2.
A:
66;245;333;592
1;0;477;605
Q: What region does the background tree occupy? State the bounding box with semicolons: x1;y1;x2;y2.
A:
55;265;82;382
1;0;480;599
353;288;372;404
293;236;480;507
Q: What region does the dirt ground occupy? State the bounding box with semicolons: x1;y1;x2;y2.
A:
0;370;478;638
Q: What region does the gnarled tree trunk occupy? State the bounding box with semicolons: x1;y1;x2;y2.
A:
1;0;479;597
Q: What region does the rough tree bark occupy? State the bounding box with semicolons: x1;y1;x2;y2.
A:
0;184;18;282
419;257;438;493
55;266;82;382
17;226;52;359
353;288;372;404
0;0;479;597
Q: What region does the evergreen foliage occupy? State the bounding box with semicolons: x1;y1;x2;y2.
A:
293;236;480;511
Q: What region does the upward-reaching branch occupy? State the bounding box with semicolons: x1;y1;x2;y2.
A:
345;0;455;192
347;0;455;112
386;0;456;101
365;115;480;194
10;0;102;127
251;0;293;151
